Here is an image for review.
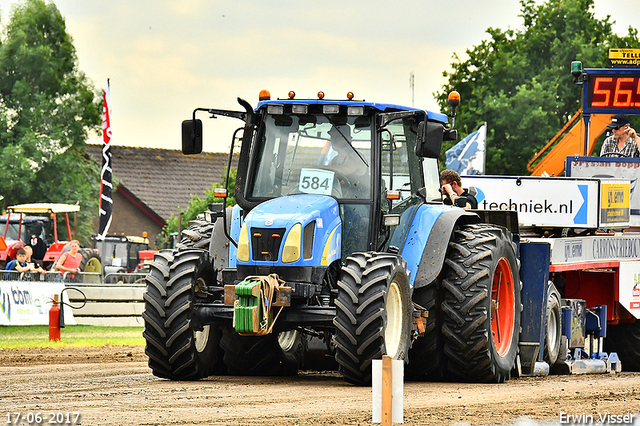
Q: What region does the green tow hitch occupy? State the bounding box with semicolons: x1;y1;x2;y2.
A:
225;274;291;335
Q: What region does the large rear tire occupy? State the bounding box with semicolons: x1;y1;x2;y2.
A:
441;224;521;383
177;219;214;251
220;328;306;376
79;248;102;272
333;252;412;385
606;321;640;371
406;280;445;381
143;249;222;380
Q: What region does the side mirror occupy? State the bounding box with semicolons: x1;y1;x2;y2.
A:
182;119;203;155
444;128;458;141
415;121;444;158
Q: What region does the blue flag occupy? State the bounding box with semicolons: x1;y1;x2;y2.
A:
445;123;486;175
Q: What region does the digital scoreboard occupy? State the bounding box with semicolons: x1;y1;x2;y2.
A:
583;68;640;114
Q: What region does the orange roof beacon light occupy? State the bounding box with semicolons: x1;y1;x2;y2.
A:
448;91;460;108
347;92;354;100
259;90;271;101
142;231;148;238
288;91;296;99
317;91;325;100
447;90;461;127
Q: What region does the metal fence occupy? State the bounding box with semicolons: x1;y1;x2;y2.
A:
103;272;147;284
0;270;119;284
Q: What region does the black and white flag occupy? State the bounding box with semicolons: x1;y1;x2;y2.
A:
98;79;113;239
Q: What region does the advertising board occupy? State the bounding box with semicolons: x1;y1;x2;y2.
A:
567;156;640;215
542;235;640;265
619;261;640;319
462;176;600;228
0;281;76;326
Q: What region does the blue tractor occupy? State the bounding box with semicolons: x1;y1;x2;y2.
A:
143;91;521;384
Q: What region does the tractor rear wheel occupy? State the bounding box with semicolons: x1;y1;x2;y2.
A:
333;252;412;385
177;219;214;251
441;224;521;383
406;280;445;381
79;248;102;273
544;282;562;365
220;329;306;376
143;249;223;380
606;321;640;371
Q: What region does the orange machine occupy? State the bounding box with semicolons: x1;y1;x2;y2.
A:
527;110;613;176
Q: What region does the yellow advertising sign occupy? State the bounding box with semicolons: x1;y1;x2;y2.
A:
600;182;630;224
609;48;640;67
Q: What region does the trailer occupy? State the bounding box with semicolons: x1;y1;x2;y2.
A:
463;173;639;374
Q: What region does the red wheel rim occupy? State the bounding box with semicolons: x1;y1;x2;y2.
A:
491;257;515;357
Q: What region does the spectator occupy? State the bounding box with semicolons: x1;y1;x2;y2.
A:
24;246;46;275
600;113;640;157
55;240;82;281
440;169;478;210
4;248;36;280
6;248;30;273
28;223;47;268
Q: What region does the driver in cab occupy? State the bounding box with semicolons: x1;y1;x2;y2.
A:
600;113;640;158
327;125;369;198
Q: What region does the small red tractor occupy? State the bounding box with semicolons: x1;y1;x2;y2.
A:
0;203;100;272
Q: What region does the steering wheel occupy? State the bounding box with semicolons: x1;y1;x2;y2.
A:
601;151;632;158
331;170;356;197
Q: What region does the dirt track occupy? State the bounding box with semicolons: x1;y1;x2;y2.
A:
1;345;639;426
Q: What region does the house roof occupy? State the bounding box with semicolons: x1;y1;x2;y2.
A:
86;144;237;222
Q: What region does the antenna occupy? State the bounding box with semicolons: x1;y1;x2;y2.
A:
410;72;415;107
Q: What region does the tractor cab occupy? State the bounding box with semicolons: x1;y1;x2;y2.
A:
244;93;453;261
93;233;154;277
183;91;453;270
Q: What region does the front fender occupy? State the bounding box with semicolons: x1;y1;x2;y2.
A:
411;208;479;289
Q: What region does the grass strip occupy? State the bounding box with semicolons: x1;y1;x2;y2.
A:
0;325;144;348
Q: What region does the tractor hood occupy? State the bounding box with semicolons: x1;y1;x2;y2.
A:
236;194;342;268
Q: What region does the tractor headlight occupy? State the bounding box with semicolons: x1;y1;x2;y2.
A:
237;223;250;262
282;223;302;263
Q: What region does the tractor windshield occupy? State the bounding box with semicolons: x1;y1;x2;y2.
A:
0;217;50;244
250;113;372;200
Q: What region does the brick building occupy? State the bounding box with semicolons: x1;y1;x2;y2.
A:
85;144;237;248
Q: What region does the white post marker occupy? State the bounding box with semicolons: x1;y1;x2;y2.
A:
372;355;404;424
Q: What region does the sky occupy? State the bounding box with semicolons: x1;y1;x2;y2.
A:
0;0;638;153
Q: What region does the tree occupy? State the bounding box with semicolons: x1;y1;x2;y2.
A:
437;0;639;175
159;169;236;248
0;0;101;244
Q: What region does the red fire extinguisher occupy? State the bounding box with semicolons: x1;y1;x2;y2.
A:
49;294;61;341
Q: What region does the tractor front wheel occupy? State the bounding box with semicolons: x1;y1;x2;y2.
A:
143;249;222;380
333;252;412;385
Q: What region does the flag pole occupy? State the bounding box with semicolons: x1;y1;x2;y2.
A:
482;122;487;175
